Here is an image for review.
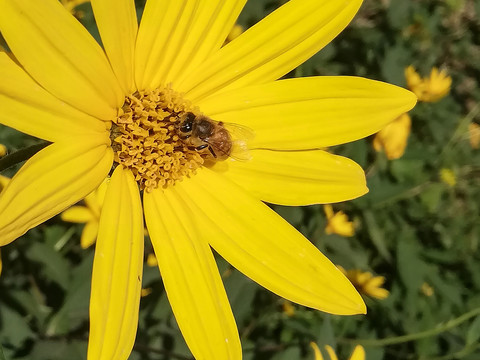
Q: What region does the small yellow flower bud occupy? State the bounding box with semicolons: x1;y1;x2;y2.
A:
440;168;456;187
421;282;434;297
225;24;244;43
0;144;7;157
147;253;158;267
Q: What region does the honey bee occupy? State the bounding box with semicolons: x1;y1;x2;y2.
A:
177;112;253;161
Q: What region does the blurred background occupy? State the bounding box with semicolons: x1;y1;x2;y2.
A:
1;0;479;359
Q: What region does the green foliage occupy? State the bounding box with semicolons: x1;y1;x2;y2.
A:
1;0;480;359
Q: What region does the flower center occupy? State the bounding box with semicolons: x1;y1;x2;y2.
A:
111;85;208;192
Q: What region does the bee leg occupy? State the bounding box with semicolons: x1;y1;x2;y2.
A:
195;144;209;151
208;146;217;158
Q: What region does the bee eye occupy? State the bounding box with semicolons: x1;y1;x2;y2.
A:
180;112;195;133
180;122;192;133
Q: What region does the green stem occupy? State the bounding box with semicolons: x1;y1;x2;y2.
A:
438;103;480;161
0;142;50;173
420;342;480;360
339;307;480;347
0;343;6;360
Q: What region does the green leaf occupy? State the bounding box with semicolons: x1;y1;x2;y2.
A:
396;237;425;293
45;253;93;336
0;305;34;348
25;242;71;290
363;210;392;262
467;316;480;345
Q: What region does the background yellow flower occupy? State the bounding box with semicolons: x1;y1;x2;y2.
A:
338;266;389;300
405;65;451;102
373;113;411;160
60;178;108;249
311;342;365;360
324;204;355;237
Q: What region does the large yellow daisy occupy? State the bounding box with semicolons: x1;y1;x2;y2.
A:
0;0;415;359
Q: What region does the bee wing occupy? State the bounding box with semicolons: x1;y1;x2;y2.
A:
222;122;255;161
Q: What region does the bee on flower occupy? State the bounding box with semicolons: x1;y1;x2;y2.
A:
0;0;415;359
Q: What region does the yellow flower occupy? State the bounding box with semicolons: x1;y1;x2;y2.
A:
60;178;109;248
311;342;365;360
373;113;411;160
0;0;415;358
405;65;451;102
440;168;456;187
0;143;6;157
338;267;389;300
324;204;355;237
469;122;480;149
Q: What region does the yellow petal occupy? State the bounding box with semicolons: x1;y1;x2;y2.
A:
217;149;367;205
0;53;107;143
325;345;339;360
81;221;99;249
91;0;137;93
0;175;10;192
0;136;113;246
88;166;144;360
175;168;366;315
179;0;362;101
0;0;123;120
144;186;241;360
349;345;366;360
135;0;246;90
61;206;94;223
310;342;324;360
199;76;417;149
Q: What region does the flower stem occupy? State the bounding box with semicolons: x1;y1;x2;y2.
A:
339;307;480;346
0;142;50;173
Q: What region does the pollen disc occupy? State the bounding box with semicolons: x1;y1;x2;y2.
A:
111;85;203;192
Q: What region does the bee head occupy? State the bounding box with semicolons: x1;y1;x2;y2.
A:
179;112;196;133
